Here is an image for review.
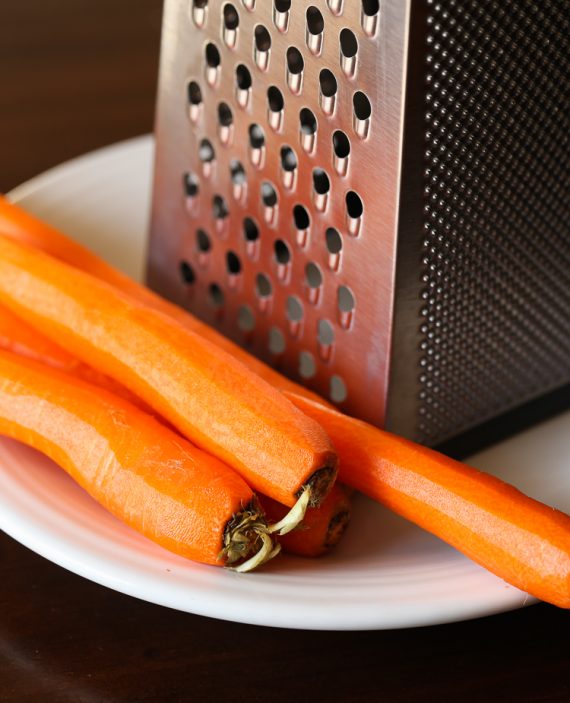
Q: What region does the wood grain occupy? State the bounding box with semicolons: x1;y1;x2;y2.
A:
0;2;569;701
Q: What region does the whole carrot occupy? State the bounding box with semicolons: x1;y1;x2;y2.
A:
0;196;328;406
291;394;570;608
260;484;352;557
0;350;278;570
0;303;155;413
0;235;337;508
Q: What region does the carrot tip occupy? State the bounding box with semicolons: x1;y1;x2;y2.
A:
301;464;338;507
268;486;311;536
220;502;279;572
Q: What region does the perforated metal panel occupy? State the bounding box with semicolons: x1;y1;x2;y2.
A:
149;0;570;445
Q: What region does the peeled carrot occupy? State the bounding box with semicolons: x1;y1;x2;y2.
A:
0;349;277;569
0;235;337;508
0;303;155;413
0;196;328;406
260;484;351;557
290;395;570;608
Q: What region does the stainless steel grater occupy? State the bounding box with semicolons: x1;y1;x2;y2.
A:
148;0;570;446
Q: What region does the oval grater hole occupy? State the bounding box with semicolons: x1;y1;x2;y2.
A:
267;86;284;132
204;42;221;86
298;350;316;379
332;130;351;176
319;69;337;116
337;284;355;328
274;239;291;264
222;3;240;48
243;217;260;259
317;319;335;361
191;0;208;28
217;102;234;145
293;204;310;247
305;261;323;303
361;0;379;37
248;123;266;168
306;6;324;56
235;63;252;108
254;24;272;71
346;190;363;235
280;145;298;190
353;91;372;138
186;81;203;123
212;194;229;233
330;374;347;403
312;168;330;212
208;282;224;308
339;28;358;78
226;250;242;275
255;272;272;299
199;138;216;177
237;304;255;332
230;159;247;200
183;172;199;212
196;228;211;253
327;0;343;15
273;0;291;33
179;260;196;284
299;107;317;153
286;295;304;337
325;226;343;271
286;46;304;94
268;327;286;355
261;180;279;226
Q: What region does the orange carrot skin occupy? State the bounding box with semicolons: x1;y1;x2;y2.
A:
260;484;351;557
0;235;337;507
292;395;570;608
0;304;156;413
0;350;257;566
0;196;329;407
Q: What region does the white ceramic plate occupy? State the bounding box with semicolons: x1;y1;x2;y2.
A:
2;136;569;630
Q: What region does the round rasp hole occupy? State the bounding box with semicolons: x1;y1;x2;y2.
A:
274;239;291;264
306;6;324;34
330;375;347;403
362;0;379;15
338;285;355;312
256;272;272;298
187;81;202;105
230;159;246;184
237;305;255;331
299;351;316;378
179;260;195;284
267;86;284;112
326;227;343;254
287;46;304;74
254;24;271;51
319;69;337;97
193;0;208;7
196;228;211;252
333;130;351;158
226;251;242;274
300;108;317;134
305;262;323;288
236;64;252;89
261;181;278;207
212;194;229;220
223;3;240;29
183;172;199;198
243;216;259;241
318;319;335;346
208;283;224;308
205;42;221;67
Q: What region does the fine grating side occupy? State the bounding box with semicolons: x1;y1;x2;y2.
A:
415;0;570;444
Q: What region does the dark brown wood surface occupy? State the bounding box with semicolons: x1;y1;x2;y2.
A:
0;3;568;701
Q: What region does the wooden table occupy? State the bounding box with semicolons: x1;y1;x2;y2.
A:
1;3;568;701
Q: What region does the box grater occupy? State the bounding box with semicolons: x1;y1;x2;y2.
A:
147;0;570;446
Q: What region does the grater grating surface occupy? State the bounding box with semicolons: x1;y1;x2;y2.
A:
148;0;410;426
